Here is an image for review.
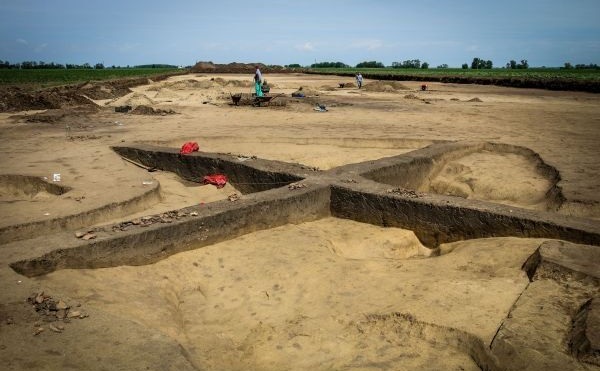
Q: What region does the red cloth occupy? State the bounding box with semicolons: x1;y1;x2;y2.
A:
202;174;228;188
180;142;199;154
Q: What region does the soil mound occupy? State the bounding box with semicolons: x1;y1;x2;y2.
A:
468;97;483;102
339;82;356;88
292;87;320;97
124;93;156;106
363;81;410;92
130;105;176;115
78;82;131;100
15;106;99;123
191;61;288;74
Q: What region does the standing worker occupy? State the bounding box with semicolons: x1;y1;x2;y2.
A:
356;72;363;89
254;66;263;97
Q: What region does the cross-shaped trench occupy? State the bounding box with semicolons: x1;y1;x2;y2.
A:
10;141;600;277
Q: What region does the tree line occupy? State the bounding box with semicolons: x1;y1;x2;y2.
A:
0;60;180;69
301;58;600;70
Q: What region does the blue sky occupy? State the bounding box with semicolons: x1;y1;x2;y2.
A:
1;0;599;67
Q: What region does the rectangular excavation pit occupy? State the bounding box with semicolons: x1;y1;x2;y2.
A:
112;145;305;194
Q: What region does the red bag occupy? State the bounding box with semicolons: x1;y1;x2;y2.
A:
202;174;228;188
180;141;199;154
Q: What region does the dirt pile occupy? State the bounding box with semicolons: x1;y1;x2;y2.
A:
190;61;290;74
14;106;100;123
292;86;320;97
363;81;410;92
130;105;176;115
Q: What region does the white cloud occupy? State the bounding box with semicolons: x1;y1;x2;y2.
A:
16;38;28;45
295;42;315;52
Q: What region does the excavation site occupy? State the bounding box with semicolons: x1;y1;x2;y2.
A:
0;72;599;371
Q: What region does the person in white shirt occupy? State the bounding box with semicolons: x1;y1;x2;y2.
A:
356;73;363;89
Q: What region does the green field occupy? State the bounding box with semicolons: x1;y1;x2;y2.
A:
309;67;600;82
0;68;184;87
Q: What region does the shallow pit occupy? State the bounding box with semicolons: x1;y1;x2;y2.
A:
362;142;563;212
422;149;555;211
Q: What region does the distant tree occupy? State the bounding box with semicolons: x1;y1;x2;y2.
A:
509;60;517;69
356;61;385;68
391;59;421;68
517;59;528;69
471;57;493;69
563;62;573;69
286;63;302;68
421;62;429;69
437;64;448;69
94;63;105;69
575;63;599;69
311;61;349;68
462;63;468;69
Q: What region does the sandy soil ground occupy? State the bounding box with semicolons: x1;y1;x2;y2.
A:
0;73;599;370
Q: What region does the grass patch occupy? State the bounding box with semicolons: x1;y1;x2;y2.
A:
0;68;184;87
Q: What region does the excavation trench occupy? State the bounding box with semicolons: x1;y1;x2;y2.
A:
8;144;600;277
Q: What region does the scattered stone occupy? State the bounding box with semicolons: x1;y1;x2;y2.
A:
67;310;81;318
34;327;44;336
49;324;62;333
56;310;66;319
340;179;358;183
81;233;96;240
35;294;44;304
228;193;240;202
74;231;86;238
288;183;307;190
27;292;88;324
190;212;199;216
56;300;68;310
386;188;423;198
